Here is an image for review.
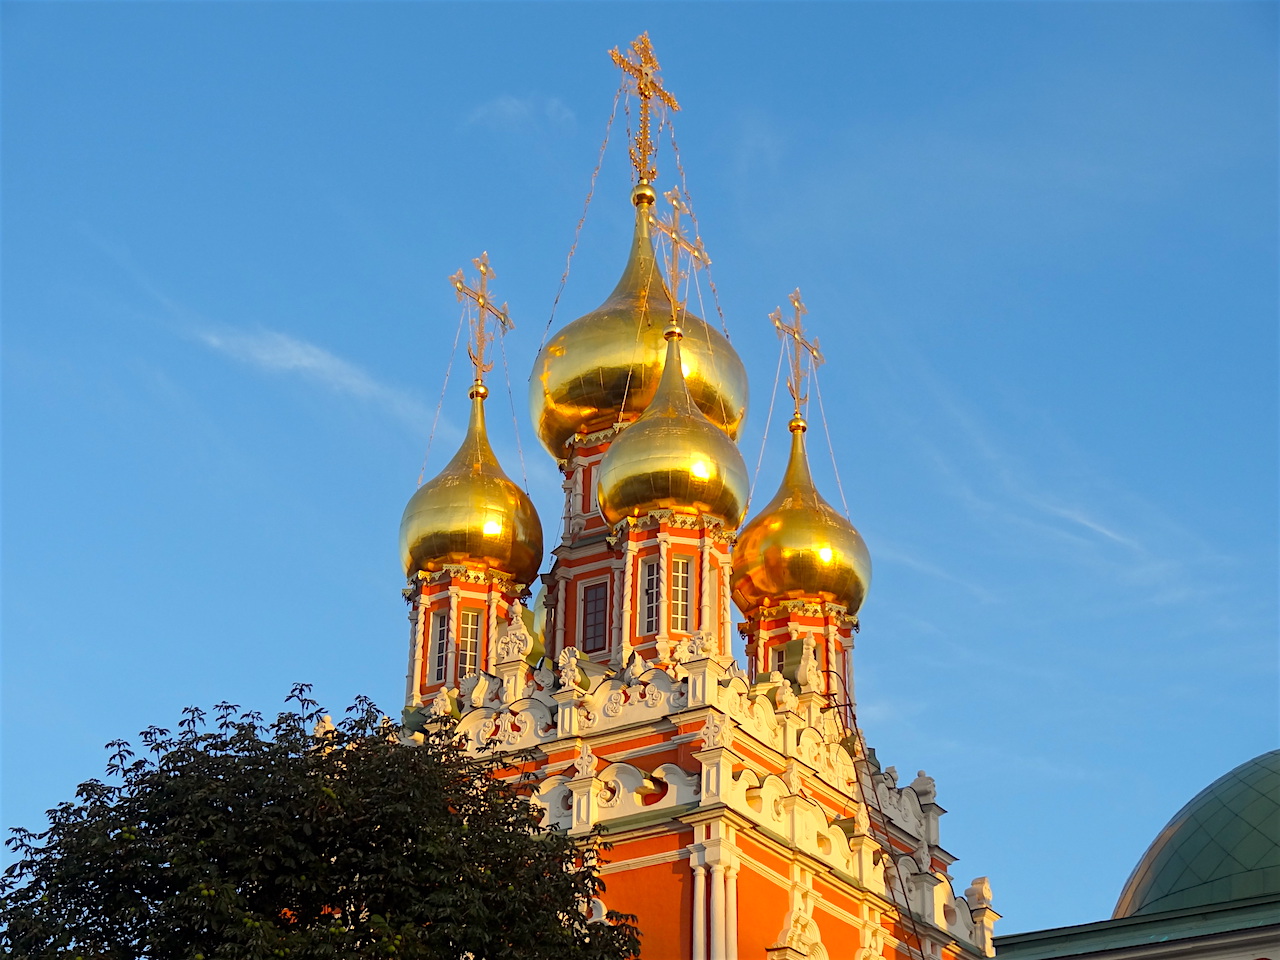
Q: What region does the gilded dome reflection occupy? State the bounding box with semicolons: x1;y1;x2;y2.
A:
529;186;748;458
399;383;543;585
732;418;871;616
596;324;749;528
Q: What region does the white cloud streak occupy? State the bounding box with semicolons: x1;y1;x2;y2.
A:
467;94;576;132
195;327;430;425
78;224;431;428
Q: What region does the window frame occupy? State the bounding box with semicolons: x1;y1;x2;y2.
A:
641;558;660;635
670;556;693;634
432;610;449;684
580;578;610;653
458;608;482;676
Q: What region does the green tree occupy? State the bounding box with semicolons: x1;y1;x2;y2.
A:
1;686;639;960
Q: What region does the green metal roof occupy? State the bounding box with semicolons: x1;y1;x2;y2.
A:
995;894;1280;960
1113;749;1280;918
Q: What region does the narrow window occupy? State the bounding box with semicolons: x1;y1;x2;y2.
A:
642;559;659;635
459;609;481;676
432;611;449;683
582;582;608;653
671;558;691;633
771;645;787;677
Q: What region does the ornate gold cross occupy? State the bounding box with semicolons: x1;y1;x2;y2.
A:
770;288;824;416
609;32;680;183
650;186;710;309
449;251;513;382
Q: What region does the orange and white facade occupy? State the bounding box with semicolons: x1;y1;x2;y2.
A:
397;33;999;960
402;429;1000;960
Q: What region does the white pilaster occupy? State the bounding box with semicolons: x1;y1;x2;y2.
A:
405;593;427;708
691;860;707;960
485;582;498;674
619;536;635;666
719;556;733;656
726;863;739;960
709;862;726;960
446;585;461;687
699;528;712;634
655;532;670;655
553;569;569;661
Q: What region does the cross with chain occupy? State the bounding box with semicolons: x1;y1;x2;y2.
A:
769;288;824;416
650;186;711;310
449;252;512;383
609;32;680;183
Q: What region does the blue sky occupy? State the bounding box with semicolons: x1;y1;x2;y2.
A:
3;1;1276;935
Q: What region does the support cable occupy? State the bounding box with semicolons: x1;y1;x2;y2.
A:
417;307;468;486
812;365;852;518
668;122;731;341
537;80;624;354
746;340;786;513
499;331;529;491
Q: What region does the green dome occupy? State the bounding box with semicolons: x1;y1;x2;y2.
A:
1114;750;1280;918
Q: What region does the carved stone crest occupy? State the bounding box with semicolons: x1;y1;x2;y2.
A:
428;688;454;718
556;647;582;689
571;741;597;780
699;711;734;749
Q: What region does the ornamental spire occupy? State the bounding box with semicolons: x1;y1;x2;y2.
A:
449;252;512;394
769;288;824;422
609;32;680;184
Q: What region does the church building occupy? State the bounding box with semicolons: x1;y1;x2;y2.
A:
397;34;999;960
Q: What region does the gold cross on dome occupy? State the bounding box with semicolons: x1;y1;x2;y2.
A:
449;251;513;383
769;288;824;416
609;32;680;183
650;186;711;308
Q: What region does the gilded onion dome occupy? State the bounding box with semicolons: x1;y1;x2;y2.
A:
595;321;749;528
528;184;748;458
731;416;871;617
399;381;543;585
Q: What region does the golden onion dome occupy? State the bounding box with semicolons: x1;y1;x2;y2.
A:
595;322;750;528
731;416;871;617
528;184;748;458
399;381;543;585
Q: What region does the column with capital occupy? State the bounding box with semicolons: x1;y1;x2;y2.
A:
617;537;635;667
446;585;461;687
655;532;670;659
719;556;733;657
553;569;569;660
405;591;428;707
709;862;726;960
726;863;739;960
699;527;712;636
691;859;708;960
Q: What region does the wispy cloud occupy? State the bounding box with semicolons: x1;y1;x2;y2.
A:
78;223;431;427
467;94;575;132
861;330;1234;617
195;327;430;425
872;539;1000;604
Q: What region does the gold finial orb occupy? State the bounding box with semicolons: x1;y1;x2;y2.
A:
399;385;543;585
731;418;871;617
528;193;748;457
632;182;657;206
595;324;749;528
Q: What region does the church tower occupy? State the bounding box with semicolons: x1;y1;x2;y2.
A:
401;34;999;960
